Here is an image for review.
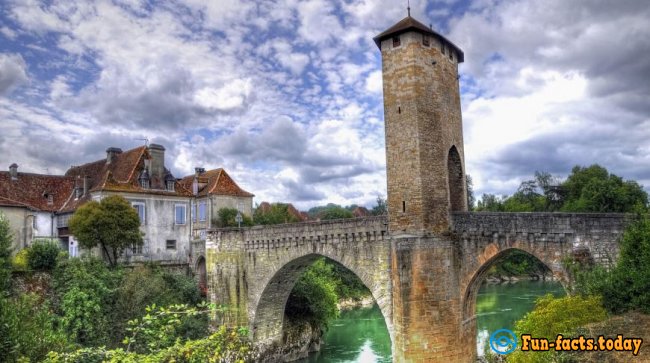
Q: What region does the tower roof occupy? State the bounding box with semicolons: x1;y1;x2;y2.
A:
373;15;464;62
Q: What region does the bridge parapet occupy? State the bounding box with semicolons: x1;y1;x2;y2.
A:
452;212;631;265
207;215;389;251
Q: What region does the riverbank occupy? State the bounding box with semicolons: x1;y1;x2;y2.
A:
483;274;555;284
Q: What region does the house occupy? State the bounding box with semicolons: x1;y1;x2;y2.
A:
1;143;254;265
179;168;254;241
0;163;75;252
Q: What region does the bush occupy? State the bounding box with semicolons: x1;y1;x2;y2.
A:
28;239;61;270
43;326;254;363
508;294;607;363
285;259;339;328
213;208;253;228
12;248;30;271
0;293;69;362
0;213;12;292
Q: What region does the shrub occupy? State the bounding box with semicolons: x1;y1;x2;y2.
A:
508;294;607;363
28;239;61;270
0;293;69;362
285;259;339;328
12;248;30;271
0;213;12;292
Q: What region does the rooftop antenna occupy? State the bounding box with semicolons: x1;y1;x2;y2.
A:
407;0;411;16
135;138;149;147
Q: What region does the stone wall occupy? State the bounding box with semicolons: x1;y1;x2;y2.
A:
205;216;393;351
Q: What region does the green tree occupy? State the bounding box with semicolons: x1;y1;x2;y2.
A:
0;213;12;293
319;205;354;220
253;203;301;225
285;259;340;328
213;208;253;228
561;165;647;212
476;193;506;211
371;196;387;216
466;175;475;210
69;195;143;266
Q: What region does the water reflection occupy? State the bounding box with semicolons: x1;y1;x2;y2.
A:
299;304;391;363
476;280;565;356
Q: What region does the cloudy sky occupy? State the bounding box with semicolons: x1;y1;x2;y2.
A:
1;0;649;210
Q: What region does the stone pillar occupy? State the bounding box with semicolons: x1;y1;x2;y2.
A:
391;235;475;362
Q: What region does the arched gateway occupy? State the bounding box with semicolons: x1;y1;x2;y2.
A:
204;13;632;363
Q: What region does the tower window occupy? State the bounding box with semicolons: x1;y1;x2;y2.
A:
422;35;430;46
393;36;401;47
398;106;401;114
402;201;406;213
449;50;453;60
441;43;446;55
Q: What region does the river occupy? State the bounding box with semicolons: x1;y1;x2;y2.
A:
298;280;565;362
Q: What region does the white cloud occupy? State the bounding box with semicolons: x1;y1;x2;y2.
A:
0;53;28;95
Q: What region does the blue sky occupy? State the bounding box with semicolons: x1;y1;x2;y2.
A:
1;0;649;209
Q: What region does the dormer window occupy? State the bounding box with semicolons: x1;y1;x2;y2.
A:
47;194;54;206
138;169;150;189
166;180;175;191
75;188;82;199
422;35;430;46
393;36;401;47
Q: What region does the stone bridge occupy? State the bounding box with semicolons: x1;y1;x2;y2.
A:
205;212;629;362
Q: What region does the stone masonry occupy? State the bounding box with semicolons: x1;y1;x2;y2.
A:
204;14;634;363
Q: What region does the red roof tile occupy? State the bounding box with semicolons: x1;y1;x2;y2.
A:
0;172;75;212
179;169;254;198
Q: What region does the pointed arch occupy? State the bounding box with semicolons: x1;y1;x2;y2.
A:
447;145;465;212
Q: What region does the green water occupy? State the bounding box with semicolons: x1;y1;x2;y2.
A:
299;304;392;363
476;280;566;356
299;280;565;362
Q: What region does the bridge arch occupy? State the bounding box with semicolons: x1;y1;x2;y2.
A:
251;252;393;350
461;243;569;324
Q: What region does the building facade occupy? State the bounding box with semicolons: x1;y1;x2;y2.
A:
1;144;253;265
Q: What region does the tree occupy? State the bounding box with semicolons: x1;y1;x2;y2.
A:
466;175;475;210
253;203;301;225
68;195;143;267
319;205;353;220
0;213;12;293
371;196;387;216
561;165;648;212
213;208;253;228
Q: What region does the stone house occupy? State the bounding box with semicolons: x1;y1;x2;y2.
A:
1;144;253;266
179;168;254;241
0;164;75;252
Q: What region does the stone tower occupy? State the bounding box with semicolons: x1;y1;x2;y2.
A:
375;14;467;234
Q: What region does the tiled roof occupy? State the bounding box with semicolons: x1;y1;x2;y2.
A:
373;15;464;62
0;171;75;212
179;169;254;198
59;146;193;213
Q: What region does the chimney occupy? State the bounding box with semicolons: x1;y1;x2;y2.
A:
148;144;165;183
9;163;18;180
83;175;89;196
106;147;123;164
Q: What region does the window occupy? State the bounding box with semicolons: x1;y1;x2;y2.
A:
166;239;177;250
393;36;400;47
449;50;453;60
132;202;145;224
140;179;149;189
441;42;446;55
402;201;406;213
46;194;54;205
175;204;187;225
166;180;175;191
132;241;143;255
198;201;207;222
422;34;430;46
192;203;196;222
57;213;72;228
